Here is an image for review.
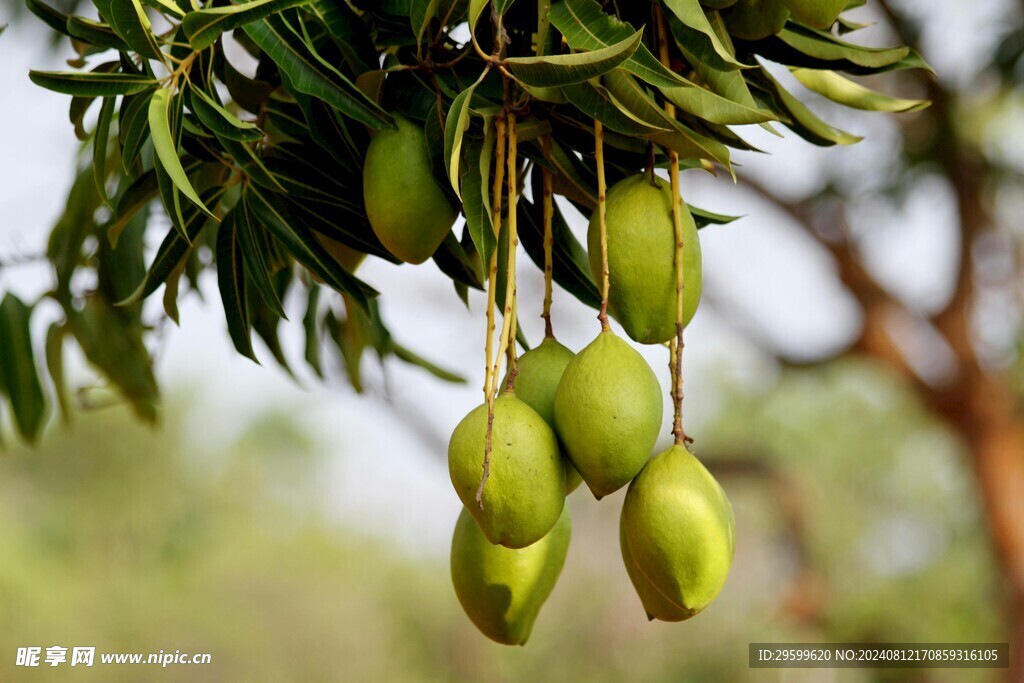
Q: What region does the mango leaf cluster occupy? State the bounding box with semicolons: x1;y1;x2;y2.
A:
4;0;929;441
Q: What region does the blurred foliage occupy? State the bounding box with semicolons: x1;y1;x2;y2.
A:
0;361;1004;681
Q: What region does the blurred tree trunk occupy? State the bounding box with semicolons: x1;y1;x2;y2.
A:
740;3;1024;675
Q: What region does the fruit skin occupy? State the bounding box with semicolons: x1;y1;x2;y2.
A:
724;0;790;41
587;174;702;345
780;0;845;29
701;0;737;8
448;393;565;548
553;331;662;499
505;338;583;495
451;506;571;646
620;445;735;621
362;114;457;264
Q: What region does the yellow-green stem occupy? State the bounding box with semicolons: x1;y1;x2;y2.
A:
594;120;610;332
541;137;555;339
657;6;687;446
491;113;519;392
478;115;507;507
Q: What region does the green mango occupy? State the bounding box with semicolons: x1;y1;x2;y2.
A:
587;174;702;345
701;0;738;8
450;506;571;645
363;114;457;264
781;0;845;29
505;338;583;494
620;445;735;621
553;331;662;499
448;393;565;548
724;0;790;40
620;521;693;621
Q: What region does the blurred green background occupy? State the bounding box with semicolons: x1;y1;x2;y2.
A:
0;368;1003;681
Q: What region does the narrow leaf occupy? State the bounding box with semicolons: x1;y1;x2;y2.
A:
30;70;157;97
791;68;930;112
504;30;643;87
149;88;218;221
0;295;48;443
243;14;393;129
217;210;257;361
183;0;313;51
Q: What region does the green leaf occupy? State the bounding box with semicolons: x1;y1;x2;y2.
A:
27;0;72;36
44;323;72;424
217;210;257;362
410;0;439;46
791;68;930;112
312;0;376;73
460;136;497;269
518;193;601;309
119;88;156;171
550;0;688;88
689;204;740;228
541;136;598;208
302;285;323;377
602;70;732;169
183;0;313;51
663;0;746;71
781;0;848;30
69;295;158;423
29;70;157;97
443;80;479;200
67;15;130;50
432;231;484;291
149;88;218;223
217;134;285;192
93;96;116;207
142;0;185;17
775;24;910;69
392;342;466;383
0;295;48;443
749;64;861;146
244;14;394;129
561;80;667;135
189;85;264;141
237;194;287;318
504;30;643;87
247;185;378;308
658;77;777;125
121;186;222;304
108;0;164;61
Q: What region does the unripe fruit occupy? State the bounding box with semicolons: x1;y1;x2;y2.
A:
505;338;583;494
553;331;662;499
701;0;737;8
724;0;790;41
450;506;571;646
448;393;565;548
620;445;735;621
780;0;845;29
362;114;457;264
587;174;702;345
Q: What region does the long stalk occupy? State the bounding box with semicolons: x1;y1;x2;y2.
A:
541;136;555;339
595;120;610;332
478;115;508;507
656;6;687;446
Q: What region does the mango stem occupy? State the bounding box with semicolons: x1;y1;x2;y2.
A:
595;120;611;332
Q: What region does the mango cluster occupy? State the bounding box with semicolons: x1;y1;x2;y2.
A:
445;174;736;644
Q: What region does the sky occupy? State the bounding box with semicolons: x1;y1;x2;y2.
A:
0;0;1012;554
